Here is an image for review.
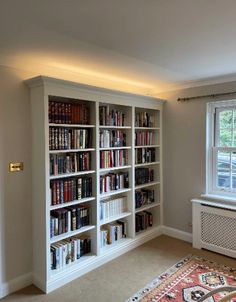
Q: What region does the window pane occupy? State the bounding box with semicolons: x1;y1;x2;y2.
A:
233;110;236;128
233;132;236;147
219;129;232;146
217;151;230;188
219;110;233;129
232;152;236;189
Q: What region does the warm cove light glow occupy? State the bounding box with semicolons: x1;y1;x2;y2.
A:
50;62;154;89
2;52;160;96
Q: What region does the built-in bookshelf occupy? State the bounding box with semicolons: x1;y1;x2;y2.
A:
27;76;163;293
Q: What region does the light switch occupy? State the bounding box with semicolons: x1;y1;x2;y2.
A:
9;162;24;172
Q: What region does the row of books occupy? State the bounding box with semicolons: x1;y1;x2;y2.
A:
135;189;155;209
49;101;90;125
99;105;125;126
50;152;91;176
135;148;156;164
49;128;91;150
135;168;154;186
50;177;92;205
99;130;127;148
51;235;91;270
135;112;154;128
135;211;153;233
100;196;127;221
100;220;127;247
135;130;154;146
100;150;128;169
50;205;91;238
100;172;129;194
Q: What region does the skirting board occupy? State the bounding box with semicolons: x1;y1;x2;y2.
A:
0;225;192;298
161;225;192;243
0;272;32;299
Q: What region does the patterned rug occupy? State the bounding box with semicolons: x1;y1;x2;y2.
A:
126;255;236;302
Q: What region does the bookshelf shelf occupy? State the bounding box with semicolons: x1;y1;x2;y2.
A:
135;145;160;149
100;188;131;199
50;225;96;244
135;127;160;130
50;253;96;277
27;76;163;293
135;181;160;190
99;165;131;172
99;125;131;129
99;146;131;150
100;237;132;254
49;170;95;180
100;211;132;226
49;148;95;154
135;161;160;167
50;197;95;210
135;202;160;213
135;226;155;237
49;123;95;128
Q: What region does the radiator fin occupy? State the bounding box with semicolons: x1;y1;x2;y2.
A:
201;211;236;251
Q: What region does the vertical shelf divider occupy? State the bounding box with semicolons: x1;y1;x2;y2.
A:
131;106;136;238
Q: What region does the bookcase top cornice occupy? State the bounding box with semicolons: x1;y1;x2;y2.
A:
25;75;166;105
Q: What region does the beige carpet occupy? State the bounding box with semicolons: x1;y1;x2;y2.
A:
2;235;236;302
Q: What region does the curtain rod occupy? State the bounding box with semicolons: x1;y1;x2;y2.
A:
177;91;236;102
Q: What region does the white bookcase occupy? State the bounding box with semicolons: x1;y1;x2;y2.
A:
26;76;164;293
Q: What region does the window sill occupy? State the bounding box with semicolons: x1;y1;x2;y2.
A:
201;193;236;204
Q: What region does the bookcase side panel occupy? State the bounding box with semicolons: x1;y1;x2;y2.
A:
30;86;48;291
159;108;163;226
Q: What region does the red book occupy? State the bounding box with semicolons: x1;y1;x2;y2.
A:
56;181;60;204
68;104;72;124
54;102;59;124
101;151;104;169
77;104;81;124
52;182;57;205
64;181;68;202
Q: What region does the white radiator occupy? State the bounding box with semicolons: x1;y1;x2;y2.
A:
192;199;236;258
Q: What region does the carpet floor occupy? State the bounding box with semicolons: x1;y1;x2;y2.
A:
2;235;236;302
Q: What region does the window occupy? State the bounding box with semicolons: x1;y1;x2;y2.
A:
207;101;236;197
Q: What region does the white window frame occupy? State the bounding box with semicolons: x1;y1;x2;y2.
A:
206;100;236;198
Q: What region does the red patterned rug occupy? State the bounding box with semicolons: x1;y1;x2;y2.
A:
126;255;236;302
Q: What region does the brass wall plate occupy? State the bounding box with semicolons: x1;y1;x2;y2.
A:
9;162;24;172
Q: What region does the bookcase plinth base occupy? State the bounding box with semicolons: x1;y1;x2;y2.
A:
39;226;162;294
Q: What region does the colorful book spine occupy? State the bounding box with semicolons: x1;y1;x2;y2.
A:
49;128;91;150
50;235;91;270
100;219;127;247
135;148;156;164
135;189;155;209
99;105;125;126
49;101;90;125
135;168;154;185
50;152;91;175
99;130;126;148
100;150;128;168
50;177;92;205
135;211;153;233
100;172;129;194
50;205;91;238
135;130;154;146
135;112;154;127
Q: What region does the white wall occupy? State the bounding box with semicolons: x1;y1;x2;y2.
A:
160;80;236;233
0;66;33;290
